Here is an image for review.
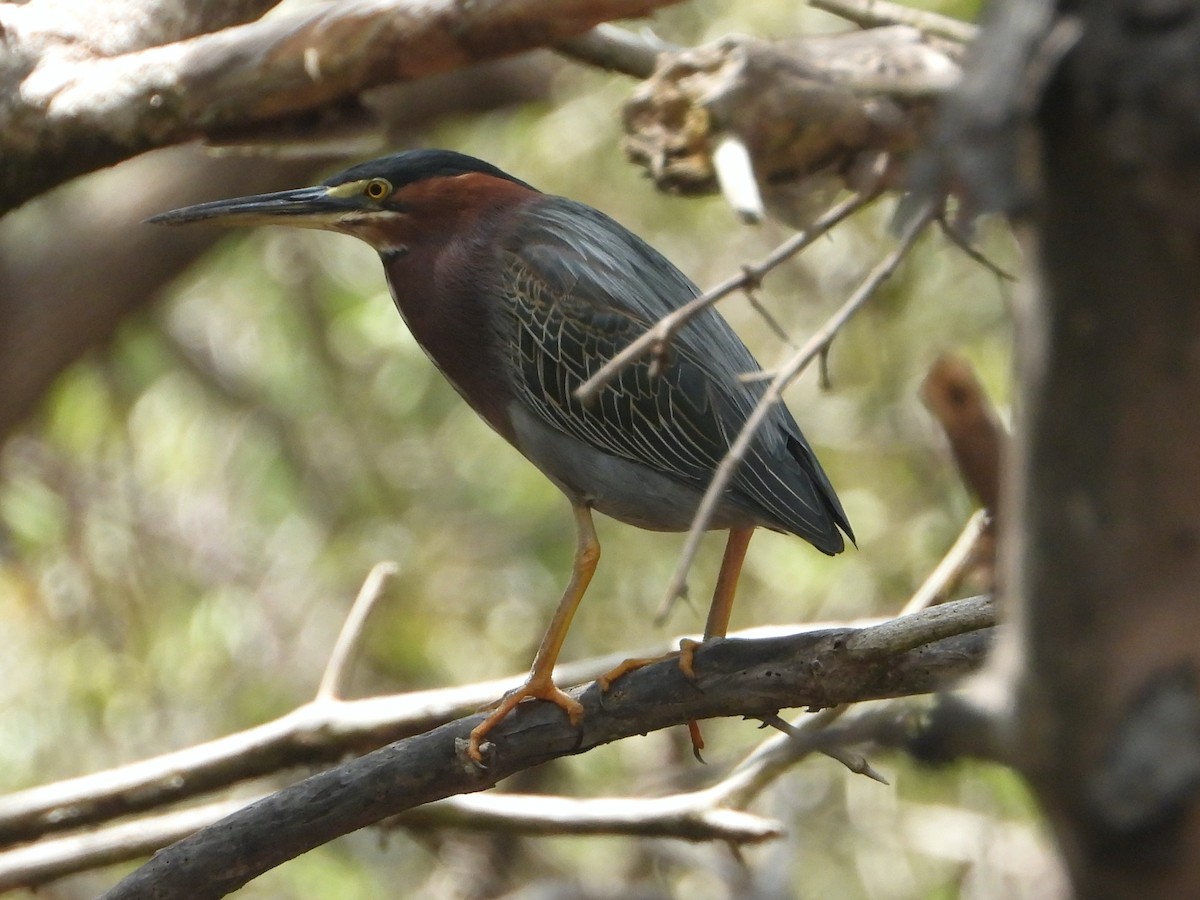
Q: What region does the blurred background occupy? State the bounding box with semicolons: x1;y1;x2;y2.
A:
0;0;1057;896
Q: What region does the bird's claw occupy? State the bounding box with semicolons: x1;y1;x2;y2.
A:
467;676;583;763
596;640;708;762
597;638;705;692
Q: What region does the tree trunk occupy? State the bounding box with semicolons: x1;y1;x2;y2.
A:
1008;2;1200;895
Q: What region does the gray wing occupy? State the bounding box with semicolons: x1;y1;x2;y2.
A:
497;197;851;551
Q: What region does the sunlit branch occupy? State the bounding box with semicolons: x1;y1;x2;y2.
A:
100;594;992;898
316;562;399;701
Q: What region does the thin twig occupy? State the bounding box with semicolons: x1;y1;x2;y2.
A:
899;510;990;616
758;711;888;784
661;204;936;609
744;291;798;349
575;190;878;402
936;213;1017;282
316;562;399;702
809;0;979;44
713;703;919;809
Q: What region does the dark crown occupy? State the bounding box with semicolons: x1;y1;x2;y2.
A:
323;150;536;192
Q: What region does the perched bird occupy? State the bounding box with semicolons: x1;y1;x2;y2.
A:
149;150;852;761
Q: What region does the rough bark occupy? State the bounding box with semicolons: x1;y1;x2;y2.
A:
1017;3;1200;893
97;597;993;899
0;0;681;214
936;0;1200;895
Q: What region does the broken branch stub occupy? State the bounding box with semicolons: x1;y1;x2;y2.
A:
623;27;962;221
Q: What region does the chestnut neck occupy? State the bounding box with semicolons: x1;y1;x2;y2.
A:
377;174;539;441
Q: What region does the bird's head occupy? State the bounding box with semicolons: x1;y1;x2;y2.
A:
147;150;538;256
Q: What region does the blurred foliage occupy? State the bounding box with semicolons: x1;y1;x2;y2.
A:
0;1;1063;898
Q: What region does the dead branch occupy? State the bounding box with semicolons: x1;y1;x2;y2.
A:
810;0;979;45
0;603;986;852
622;28;962;222
576;189;878;401
0;0;684;214
0;698;925;890
555;22;674;78
94;595;991;898
661;205;936;609
899;510;991;615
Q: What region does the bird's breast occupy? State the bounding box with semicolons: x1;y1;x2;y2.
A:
381;243;519;442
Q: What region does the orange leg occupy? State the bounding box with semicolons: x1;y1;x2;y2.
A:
468;503;599;763
598;526;755;687
682;526;754;757
680;525;754;676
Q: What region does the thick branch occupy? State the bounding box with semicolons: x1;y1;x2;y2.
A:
0;54;552;443
100;596;992;898
0;700;923;889
1;0;682;213
0;601;990;850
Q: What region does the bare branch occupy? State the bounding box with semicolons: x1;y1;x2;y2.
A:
899;510;991;616
316;562;399;702
809;0;979;45
661;205;936;607
622;29;961;208
576;189;877;401
3;696;931;888
555;23;673;78
1;0;685;213
758;710;888;784
0;799;249;894
844;594;993;655
0;606;980;850
95;595;991;898
936;213;1018;282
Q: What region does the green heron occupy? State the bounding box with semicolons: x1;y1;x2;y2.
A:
150;150;852;761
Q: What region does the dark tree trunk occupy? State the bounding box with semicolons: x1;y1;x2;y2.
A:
1004;1;1200;895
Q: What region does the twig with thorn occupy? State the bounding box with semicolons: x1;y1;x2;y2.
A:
575;190;878;402
660;205;936;613
936;213;1017;283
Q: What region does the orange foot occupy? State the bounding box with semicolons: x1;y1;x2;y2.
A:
468;674;583;763
597;638;708;761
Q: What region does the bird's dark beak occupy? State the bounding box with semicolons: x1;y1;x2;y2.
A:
145;186;357;230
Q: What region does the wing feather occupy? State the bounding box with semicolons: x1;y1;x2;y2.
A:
494;197;851;549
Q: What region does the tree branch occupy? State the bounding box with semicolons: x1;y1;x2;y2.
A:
554;22;673;78
809;0;978;45
0;698;928;890
93;594;990;898
660;204;937;609
1;0;684;213
0;599;989;851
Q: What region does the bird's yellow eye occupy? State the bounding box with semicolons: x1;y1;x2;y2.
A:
364;178;391;201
